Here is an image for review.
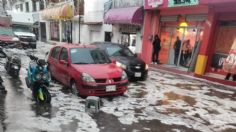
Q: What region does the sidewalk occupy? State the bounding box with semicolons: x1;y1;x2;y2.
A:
150;64;236;88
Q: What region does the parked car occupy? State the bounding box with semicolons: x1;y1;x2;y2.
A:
0;26;20;47
92;42;148;81
47;44;128;96
13;26;37;49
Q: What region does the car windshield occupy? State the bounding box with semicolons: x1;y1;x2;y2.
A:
0;27;14;36
70;48;111;64
13;26;31;33
106;46;134;57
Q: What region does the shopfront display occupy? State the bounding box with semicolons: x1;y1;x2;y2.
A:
62;21;72;43
158;17;204;70
50;21;59;41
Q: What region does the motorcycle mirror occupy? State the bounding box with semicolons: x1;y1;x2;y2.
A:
0;50;6;58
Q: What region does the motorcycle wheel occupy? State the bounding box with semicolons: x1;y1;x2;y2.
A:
35;88;51;104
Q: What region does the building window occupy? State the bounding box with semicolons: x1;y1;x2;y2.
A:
25;2;29;12
40;0;44;10
20;4;23;11
50;21;60;41
74;0;84;15
32;1;37;11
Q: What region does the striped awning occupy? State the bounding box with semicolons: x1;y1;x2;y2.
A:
41;4;73;20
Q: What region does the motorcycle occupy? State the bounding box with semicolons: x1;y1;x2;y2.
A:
5;54;21;77
0;47;7;94
25;54;51;104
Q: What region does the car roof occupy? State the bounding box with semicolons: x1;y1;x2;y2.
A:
53;43;97;49
92;42;123;47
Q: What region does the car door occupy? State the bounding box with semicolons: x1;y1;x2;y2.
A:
48;46;61;81
57;47;70;85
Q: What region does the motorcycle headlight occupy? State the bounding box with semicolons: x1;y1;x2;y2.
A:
81;73;95;83
121;71;127;80
42;74;48;80
35;74;42;80
12;65;19;69
145;64;149;70
116;62;127;69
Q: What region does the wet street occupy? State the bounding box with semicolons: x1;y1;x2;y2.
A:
0;43;235;132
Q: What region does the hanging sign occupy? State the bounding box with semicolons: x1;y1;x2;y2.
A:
148;0;163;8
168;0;199;7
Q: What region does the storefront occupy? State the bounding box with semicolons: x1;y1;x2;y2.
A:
142;0;207;70
199;0;236;78
142;0;236;82
41;3;73;42
104;1;144;54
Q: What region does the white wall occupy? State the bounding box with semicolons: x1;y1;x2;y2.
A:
84;0;109;23
73;21;112;44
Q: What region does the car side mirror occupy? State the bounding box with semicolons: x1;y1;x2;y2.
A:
111;58;116;64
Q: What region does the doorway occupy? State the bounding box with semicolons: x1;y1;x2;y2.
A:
40;22;46;42
159;26;203;70
121;33;136;53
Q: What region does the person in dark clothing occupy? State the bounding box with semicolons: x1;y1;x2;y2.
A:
67;30;71;43
174;36;181;65
152;35;161;64
225;73;236;81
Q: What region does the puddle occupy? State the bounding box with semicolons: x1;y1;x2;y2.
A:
164;92;196;106
131;90;148;98
205;89;236;101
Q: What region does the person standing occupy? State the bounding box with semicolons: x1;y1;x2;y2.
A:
152;35;161;64
174;36;181;65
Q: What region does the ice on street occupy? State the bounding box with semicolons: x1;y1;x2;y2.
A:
0;43;235;132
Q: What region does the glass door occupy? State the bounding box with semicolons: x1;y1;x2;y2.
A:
160;26;202;70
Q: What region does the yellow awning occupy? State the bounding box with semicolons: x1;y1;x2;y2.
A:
42;4;73;20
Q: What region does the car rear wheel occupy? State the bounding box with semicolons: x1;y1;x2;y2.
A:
71;81;79;96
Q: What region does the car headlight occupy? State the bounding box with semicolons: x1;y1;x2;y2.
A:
145;64;149;70
81;73;95;83
116;62;127;69
35;73;42;80
121;71;127;80
42;74;48;80
12;37;19;41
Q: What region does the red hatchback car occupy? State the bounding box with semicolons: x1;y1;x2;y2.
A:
47;44;128;96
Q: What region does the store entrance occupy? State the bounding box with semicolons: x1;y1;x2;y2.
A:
159;26;203;70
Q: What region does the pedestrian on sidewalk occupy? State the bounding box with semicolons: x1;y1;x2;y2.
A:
174;36;181;65
152;34;161;64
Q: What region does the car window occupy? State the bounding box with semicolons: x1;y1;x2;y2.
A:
70;48;111;64
0;27;14;36
106;46;134;57
59;48;68;61
50;47;61;59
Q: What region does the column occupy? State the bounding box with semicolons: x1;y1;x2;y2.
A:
195;8;217;75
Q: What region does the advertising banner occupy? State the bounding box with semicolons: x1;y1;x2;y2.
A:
223;38;236;74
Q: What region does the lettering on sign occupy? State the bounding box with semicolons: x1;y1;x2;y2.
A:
113;0;143;8
168;0;199;7
148;0;163;8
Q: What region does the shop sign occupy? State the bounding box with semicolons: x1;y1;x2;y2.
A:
113;0;143;8
168;0;199;7
148;0;163;8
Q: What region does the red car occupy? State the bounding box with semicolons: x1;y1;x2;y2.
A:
47;44;128;96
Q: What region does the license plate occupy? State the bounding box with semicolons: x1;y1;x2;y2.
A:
135;72;142;77
106;85;116;92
